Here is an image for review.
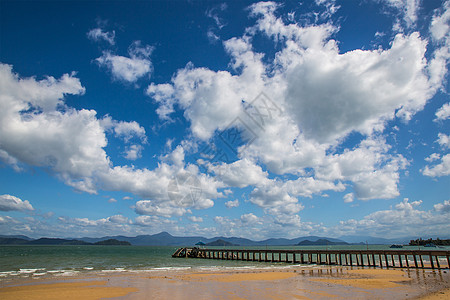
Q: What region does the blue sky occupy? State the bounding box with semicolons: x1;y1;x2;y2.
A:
0;0;449;240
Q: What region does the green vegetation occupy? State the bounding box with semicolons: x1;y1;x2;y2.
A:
409;238;450;246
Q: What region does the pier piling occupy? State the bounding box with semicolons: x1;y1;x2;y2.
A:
172;248;450;270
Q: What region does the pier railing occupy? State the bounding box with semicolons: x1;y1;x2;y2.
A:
172;247;450;269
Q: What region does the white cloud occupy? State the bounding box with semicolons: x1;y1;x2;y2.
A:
434;200;450;213
437;133;450;149
0;63;224;210
0;149;22;172
101;116;147;160
108;214;129;224
240;213;260;224
107;119;147;143
343;193;354;203
380;0;420;28
314;0;340;19
225;199;239;208
134;215;175;228
206;4;227;29
188;216;203;222
250;185;299;215
334;198;450;237
208;158;268;188
87;28;115;45
283;32;431;143
54;215;136;237
0;215;18;225
435;103;450;121
425;153;440;162
146;2;438;208
207;30;220;43
134;200;188;217
124;144;143;160
0;194;34;211
430;1;450;42
108;198;117;203
422;154;450;177
429;2;450;89
96;41;153;83
0;63;105;193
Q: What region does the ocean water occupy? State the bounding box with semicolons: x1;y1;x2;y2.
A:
1;245;448;279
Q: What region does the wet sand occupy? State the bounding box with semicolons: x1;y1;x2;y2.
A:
0;266;449;299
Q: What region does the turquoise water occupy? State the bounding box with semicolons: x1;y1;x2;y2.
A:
1;245;448;279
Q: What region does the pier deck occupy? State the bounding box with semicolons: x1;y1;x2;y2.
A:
172;247;450;269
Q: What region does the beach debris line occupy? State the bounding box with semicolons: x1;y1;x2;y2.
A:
172;247;450;270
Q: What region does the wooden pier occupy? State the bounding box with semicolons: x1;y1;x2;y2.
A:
172;247;450;270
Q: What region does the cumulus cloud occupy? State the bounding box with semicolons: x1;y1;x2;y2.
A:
108;214;129;224
208;158;268;188
283;32;431;143
0;64;224;211
124;144;143;160
101;117;147;143
434;200;450;213
334;198;450;237
430;1;450;42
96;41;153;83
428;2;450;89
87;28;115;45
101;116;147;160
188;216;203;222
134;200;189;217
435;103;450;121
0;194;34;211
437;133;450;149
134;215;175;228
225;199;239;208
146;1;439;209
422;154;450;177
240;213;260;224
0;63;105;193
343;193;354;203
425;153;441;162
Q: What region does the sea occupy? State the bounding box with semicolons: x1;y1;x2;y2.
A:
1;245;448;280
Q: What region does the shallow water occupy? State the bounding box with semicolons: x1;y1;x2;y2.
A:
1;245;448;279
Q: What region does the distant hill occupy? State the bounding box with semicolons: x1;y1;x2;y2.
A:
0;237;129;246
0;237;29;245
0;235;33;240
94;239;131;246
3;232;439;247
297;239;348;246
205;239;238;246
28;238;91;245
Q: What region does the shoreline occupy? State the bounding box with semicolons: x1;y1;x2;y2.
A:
1;265;449;299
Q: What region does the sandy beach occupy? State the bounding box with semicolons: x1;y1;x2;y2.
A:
1;266;449;299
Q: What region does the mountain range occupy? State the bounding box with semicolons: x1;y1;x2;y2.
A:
0;232;431;246
0;237;131;246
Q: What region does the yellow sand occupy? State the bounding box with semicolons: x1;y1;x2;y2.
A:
1;267;449;299
419;288;450;300
312;268;412;289
0;280;138;300
180;271;298;282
